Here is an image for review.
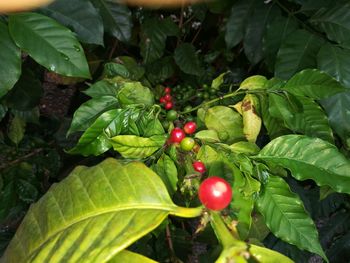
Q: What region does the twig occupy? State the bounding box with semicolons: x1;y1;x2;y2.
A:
165;224;174;253
191;26;202;45
108;39;118;60
0;148;44;170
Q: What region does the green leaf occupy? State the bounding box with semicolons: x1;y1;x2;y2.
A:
225;0;256;49
12;107;40;124
68;109;125;156
117;56;145;80
9;12;90;78
258;135;350;194
0;104;7;122
68;96;119;135
8;115;26;145
103;63;130;78
263;15;298;71
0;22;21;99
117;81;154;107
249;244;294;263
275;29;324;79
283;69;345;99
195;130;220;143
146;56;175;85
111;135;166;159
204;106;244;144
317;43;350;87
2;159;200;262
5;68;42;110
256;176;326;260
229;141;260;155
16;179;38;203
174;43;204;76
311;3;350;48
243;2;280;64
239;75;267;90
83;79;119;98
40;0;104;45
90;0;132;42
153;154;178;196
108;250;157;263
137;114;164;137
196;145;219;170
268;93;295;126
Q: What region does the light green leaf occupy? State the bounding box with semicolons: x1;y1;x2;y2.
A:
311;3;350;48
283;69;345;99
0;22;21;99
225;0;256;49
9;12;90;78
111;135;166;159
204;106;244;144
174;43;204;76
153;154;178;195
249;244;294;263
275;29;324;79
90;0;132;42
196;145;219;170
68;96;119;135
8;115;26;145
83;79;120;98
40;0;104;45
257;176;326;260
68;109;124;156
229;141;260;155
118;81;154;107
108;250;157;263
211;72;226;90
2;159;200;262
195;130;220;143
239;75;267;90
258;135;350;194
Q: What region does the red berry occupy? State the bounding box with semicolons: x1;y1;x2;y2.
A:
164;101;173;110
184;121;197;134
159;96;166;104
164;87;171;94
198;177;232;211
193;161;206;173
164;94;172;102
170;127;186;143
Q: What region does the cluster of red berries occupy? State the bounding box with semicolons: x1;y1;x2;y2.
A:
159;87;173;110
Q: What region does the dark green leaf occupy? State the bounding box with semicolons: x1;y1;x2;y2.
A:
174;43;204;76
90;0;132;42
311;3;350;48
16;179;38;203
9;12;90;78
8;115;26;145
257;176;326;260
83;79;119;98
68;96;119;135
12;107;40;124
117;56;145;80
103;63;130;78
225;0;256;49
258;135;350;194
146;56;175;84
275;29;324;79
40;0;104;45
0;104;8;122
268;93;295;126
0;22;21;99
153;154;178;196
283;69;345;99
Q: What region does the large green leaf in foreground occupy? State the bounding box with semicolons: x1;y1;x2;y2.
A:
1;159;199;262
257;135;350;194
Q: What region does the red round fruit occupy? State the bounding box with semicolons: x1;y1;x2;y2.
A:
184;121;197;134
164;94;172;102
164;87;171;94
193;161;206;173
159;96;166;104
164;101;173;110
169;127;186;143
198;176;232;211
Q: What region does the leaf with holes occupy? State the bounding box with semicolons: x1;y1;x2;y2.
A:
258;135;350;194
257;176;326;260
1;159;201;262
9;12;90;78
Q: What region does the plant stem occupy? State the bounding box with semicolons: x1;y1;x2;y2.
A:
171;206;203;218
210;211;240;248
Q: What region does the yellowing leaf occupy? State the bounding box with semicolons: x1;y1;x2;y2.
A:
242;94;261;143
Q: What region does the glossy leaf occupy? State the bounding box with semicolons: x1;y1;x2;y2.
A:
243;2;280;64
174;43;204;76
108;250;157;263
268;93;295;126
275;29;323;79
257;176;326;260
239;75;267;90
8;115;26;145
2;159;199;262
83;79;119;98
68;96;119;135
283;69;345;99
0;22;21;99
68;109;124;156
249;244;294;263
90;0;132;42
263;15;298;71
258;135;350;194
225;0;256;49
9;12;90;78
103;63;130;79
311;3;350;48
204;106;244;144
153;154;178;196
111;135;166;159
40;0;104;45
117;81;154;107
